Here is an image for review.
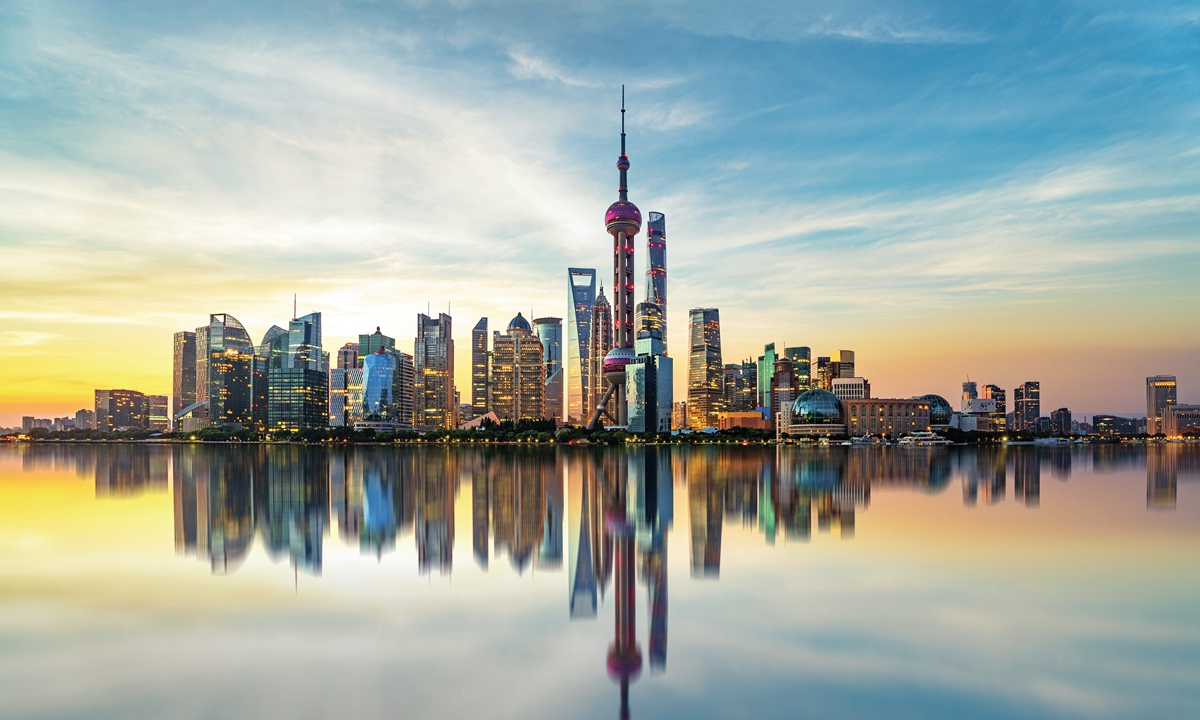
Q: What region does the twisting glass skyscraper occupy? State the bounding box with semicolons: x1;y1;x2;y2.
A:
637;211;667;352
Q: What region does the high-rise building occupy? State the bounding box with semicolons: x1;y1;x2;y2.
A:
197;313;255;428
672;401;687;431
254;325;287;432
588;287;613;424
148;395;169;431
757;343;777;410
358;328;394;357
415;312;455;430
267;312;329;431
1051;407;1072;436
492;314;545;422
982;384;1006;431
785;347;811;391
832;350;856;380
595;92;642;428
534;317;564;422
356;348;415;430
1013;381;1040;433
636;211;667;353
1146;375;1177;435
769;358;799;430
627;353;673;434
471;317;490;418
566;268;597;424
687;308;724;430
74;408;95;430
172;331;196;423
95;389;148;430
337;343;359;370
962;381;978;405
723;364;755;413
813;356;832;391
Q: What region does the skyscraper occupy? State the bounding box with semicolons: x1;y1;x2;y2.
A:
593;90;641;428
588;287;613;424
197;313;255;428
357;348;415;430
358;327;394;357
534;316;564;422
813;356;832;391
769;358;799;429
415;312;455;430
1146;375;1177;435
491;313;546;422
785;347;811;391
471;317;489;418
566;268;597;424
757;343;777;409
982;384;1006;431
95;389;148;430
148;395;169;431
1013;381;1041;433
962;380;978;405
337;343;359;370
172;331;196;423
687;308;724;430
269;312;329;430
636;211;667;353
833;350;856;380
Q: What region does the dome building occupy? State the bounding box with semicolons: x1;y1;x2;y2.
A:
491;313;546;422
783;389;847;437
915;394;953;427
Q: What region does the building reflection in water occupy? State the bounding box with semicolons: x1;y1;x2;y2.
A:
9;441;1189;720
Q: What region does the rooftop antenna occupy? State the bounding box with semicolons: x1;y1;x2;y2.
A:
293;294;297;321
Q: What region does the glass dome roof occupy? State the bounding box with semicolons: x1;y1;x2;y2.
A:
791;389;844;425
917;394;953;425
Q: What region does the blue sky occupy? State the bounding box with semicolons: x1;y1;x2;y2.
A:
1;0;1198;420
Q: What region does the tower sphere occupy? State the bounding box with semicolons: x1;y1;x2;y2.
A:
605;201;642;238
616;153;630;171
602;346;635;383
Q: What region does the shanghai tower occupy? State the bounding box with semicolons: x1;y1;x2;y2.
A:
636;212;666;353
590;88;642;429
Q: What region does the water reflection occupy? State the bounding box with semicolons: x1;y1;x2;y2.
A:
8;442;1200;719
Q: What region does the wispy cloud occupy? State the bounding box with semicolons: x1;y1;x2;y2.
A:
0;332;61;347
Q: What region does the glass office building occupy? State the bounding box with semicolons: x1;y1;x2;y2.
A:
687;308;724;430
534;316;563;422
566;268;597;424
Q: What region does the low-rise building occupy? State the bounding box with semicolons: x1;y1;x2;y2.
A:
846;397;930;437
717;411;771;431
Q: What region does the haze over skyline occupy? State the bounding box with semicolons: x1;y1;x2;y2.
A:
2;0;1198;424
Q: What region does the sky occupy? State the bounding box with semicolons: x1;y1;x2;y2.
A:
1;0;1198;424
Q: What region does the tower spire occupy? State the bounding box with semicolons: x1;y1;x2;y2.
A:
618;85;629;202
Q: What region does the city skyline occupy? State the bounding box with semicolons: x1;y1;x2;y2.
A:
3;2;1200;423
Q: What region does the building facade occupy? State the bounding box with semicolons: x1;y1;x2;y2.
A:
636;211;667;354
1013;381;1041;433
471;317;490;418
566;268;597;424
95;389;148;430
172;331;196;423
356;348;416;430
1146;375;1177;435
982;384;1006;431
687;308;724;430
845;398;931;437
588;287;613;423
491;314;545;422
534;317;564;422
197;313;255;428
1051;407;1072;436
757;343;777;409
268;312;329;431
415;313;455;430
832;377;871;401
1164;405;1200;438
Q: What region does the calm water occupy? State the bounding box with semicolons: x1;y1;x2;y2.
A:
1;444;1198;720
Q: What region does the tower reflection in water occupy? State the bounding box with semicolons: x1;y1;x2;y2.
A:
129;443;1195;719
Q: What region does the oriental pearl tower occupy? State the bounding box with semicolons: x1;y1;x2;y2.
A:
589;87;641;429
